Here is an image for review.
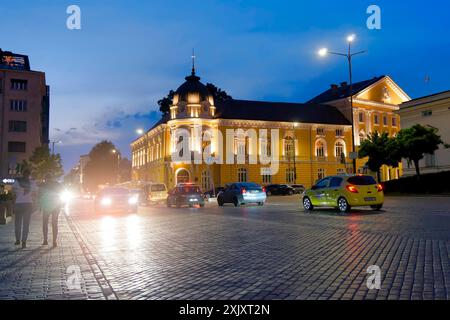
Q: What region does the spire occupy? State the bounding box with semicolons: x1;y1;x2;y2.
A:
191;48;196;75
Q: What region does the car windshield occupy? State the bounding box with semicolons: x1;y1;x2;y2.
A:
347;176;377;185
100;188;129;195
150;184;166;192
179;186;201;194
238;183;262;190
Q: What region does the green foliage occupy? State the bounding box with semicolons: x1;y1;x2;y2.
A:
24;145;64;181
206;83;232;102
83;141;121;191
396;124;444;177
158;90;175;116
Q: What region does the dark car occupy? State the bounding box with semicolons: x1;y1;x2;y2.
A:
290;184;305;194
265;184;295;196
217;182;266;207
167;184;205;208
203;187;225;199
94;187;138;214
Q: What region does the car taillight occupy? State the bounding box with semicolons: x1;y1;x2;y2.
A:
346;184;358;193
377;184;383;192
262;187;266;193
241;188;247;194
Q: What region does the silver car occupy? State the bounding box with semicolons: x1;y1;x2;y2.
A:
217;182;266;206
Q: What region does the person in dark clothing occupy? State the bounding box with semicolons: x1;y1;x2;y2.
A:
39;175;62;248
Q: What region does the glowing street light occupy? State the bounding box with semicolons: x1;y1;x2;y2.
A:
316;34;366;174
136;128;144;135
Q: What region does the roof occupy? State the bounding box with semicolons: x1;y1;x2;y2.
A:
400;90;450;109
175;71;210;102
307;76;385;104
214;99;351;125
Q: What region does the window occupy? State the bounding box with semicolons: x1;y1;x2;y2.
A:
347;175;377;185
335;141;345;158
8;120;27;132
315;177;329;188
330;177;343;187
286;168;295;183
422;110;432;117
8;141;26;153
374;114;379;125
316;127;324;135
359;112;365;123
236;139;246;156
335;129;343;137
359;130;366;143
238;168;247;182
337;168;345;175
262;173;271;184
260;137;272;157
10;79;28;90
10;100;27;112
317;168;326;180
201;170;211;191
316;140;326;157
284;137;294;157
383;116;388;126
392;117;397;127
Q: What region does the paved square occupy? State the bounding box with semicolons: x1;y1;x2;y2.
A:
0;196;449;300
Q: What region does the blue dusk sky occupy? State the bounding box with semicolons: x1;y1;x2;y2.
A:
1;0;449;172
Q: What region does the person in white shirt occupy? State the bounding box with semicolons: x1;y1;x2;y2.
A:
12;169;37;248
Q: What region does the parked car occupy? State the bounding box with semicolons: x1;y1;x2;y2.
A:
265;184;295;196
302;175;384;213
167;184;205;208
140;183;168;205
290;184;305;194
203;187;225;199
94;187;138;214
217;182;266;206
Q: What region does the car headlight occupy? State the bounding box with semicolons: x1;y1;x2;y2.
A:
60;190;74;204
101;197;112;206
128;196;138;205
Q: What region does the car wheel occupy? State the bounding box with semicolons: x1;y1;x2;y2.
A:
338;197;351;213
303;197;313;211
266;191;272;196
233;197;241;207
217;198;224;206
370;204;383;211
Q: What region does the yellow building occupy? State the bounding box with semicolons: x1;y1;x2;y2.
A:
308;75;410;181
131;70;410;190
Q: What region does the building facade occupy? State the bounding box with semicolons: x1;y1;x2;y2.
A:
0;49;50;177
308;75;411;181
396;90;450;176
131;70;411;189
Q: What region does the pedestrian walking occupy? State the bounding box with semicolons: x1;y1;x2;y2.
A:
38;175;62;247
12;169;37;248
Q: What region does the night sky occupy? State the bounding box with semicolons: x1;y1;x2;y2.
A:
1;0;449;172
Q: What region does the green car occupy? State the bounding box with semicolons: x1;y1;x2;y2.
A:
302;175;384;213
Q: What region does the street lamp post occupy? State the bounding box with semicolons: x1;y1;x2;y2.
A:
112;149;120;183
51;140;62;155
318;34;366;174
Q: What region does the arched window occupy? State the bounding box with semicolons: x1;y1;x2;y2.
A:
359;130;366;144
284;136;294;157
176;168;190;184
335;140;346;158
201;170;211;191
315;139;327;157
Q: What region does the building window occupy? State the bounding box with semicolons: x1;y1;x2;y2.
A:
335;129;343;137
358;112;365;123
10;100;27;112
392;117;397;127
10;79;28;90
337;168;345;175
318;168;326;180
260;137;272;157
201;170;211;191
284;136;294;157
238;168;247;182
374;114;379;125
316;139;326;157
335;140;345;158
383;116;388;126
8;141;26;153
262;173;271;184
8;120;27;132
422;110;432;117
286;168;295;184
316;127;325;135
359;130;366;144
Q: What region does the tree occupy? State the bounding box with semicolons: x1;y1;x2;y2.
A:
24;145;64;181
206;83;232;102
396;124;444;178
158;90;175;116
118;158;132;182
64;166;80;188
358;131;400;182
83;141;121;191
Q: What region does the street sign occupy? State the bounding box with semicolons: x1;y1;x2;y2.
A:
349;151;358;160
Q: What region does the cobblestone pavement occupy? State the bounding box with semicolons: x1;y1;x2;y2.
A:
1;196;449;300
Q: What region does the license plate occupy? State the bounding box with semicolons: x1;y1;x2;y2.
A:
364;197;376;202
